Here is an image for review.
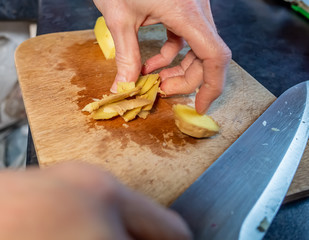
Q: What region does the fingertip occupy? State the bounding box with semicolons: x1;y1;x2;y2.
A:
111;67;141;93
110;84;117;93
158;77;176;95
141;62;151;75
195;91;208;114
142;54;168;75
195;83;223;114
159;69;169;82
195;100;209;115
110;74;128;93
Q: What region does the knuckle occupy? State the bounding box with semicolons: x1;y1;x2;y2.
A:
117;57;140;72
214;86;224;97
183;80;199;94
106;18;121;32
209;43;232;63
106;14;129;31
159;52;173;66
214;43;232;64
205;39;232;65
206;83;224;97
116;59;141;81
220;44;232;63
179;0;198;12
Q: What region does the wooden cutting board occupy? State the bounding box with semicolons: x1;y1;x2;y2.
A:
15;26;309;205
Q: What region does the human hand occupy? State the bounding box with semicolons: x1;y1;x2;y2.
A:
0;162;191;240
93;0;231;114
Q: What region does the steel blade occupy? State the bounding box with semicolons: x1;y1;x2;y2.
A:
170;81;309;240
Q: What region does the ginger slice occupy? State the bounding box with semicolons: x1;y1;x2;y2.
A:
140;74;160;95
92;98;151;120
122;76;160;121
158;87;167;97
82;86;141;113
140;80;160;111
117;82;135;93
91;110;118;120
94;16;115;59
173;104;220;138
104;98;152;116
136;75;149;88
138;110;150;119
118;74;159;94
122;107;142;122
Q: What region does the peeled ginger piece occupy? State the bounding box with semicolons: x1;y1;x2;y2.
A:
104;98;152;116
136;75;149;88
91;98;151;121
122;107;142;122
173;104;220;138
139;80;160;111
92;109;118;120
94;16;115;59
82;86;141;113
139;74;159;95
119;74;160;121
138;110;150;119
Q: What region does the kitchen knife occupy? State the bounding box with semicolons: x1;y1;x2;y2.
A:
171;81;309;240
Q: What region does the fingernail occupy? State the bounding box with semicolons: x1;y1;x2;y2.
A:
141;65;148;75
158;87;168;97
110;74;127;93
159;71;168;82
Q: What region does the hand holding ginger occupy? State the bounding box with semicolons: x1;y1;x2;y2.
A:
93;0;231;114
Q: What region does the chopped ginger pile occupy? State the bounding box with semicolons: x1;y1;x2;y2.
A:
83;74;160;122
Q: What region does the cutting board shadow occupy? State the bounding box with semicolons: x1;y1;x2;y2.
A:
15;26;309;205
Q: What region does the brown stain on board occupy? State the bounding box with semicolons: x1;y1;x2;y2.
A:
60;38;196;156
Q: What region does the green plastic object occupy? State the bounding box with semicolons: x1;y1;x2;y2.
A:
291;4;309;19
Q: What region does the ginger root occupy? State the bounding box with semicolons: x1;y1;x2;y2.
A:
94;16;115;59
173;104;220;138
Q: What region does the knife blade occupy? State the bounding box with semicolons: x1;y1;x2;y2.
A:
170;81;309;240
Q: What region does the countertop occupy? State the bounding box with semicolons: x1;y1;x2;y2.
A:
29;0;309;239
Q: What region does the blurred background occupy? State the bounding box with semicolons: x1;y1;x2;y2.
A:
0;0;37;169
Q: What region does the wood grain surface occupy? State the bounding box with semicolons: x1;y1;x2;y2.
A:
15;26;309;205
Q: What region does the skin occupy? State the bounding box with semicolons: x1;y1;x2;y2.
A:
0;162;191;240
93;0;231;114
